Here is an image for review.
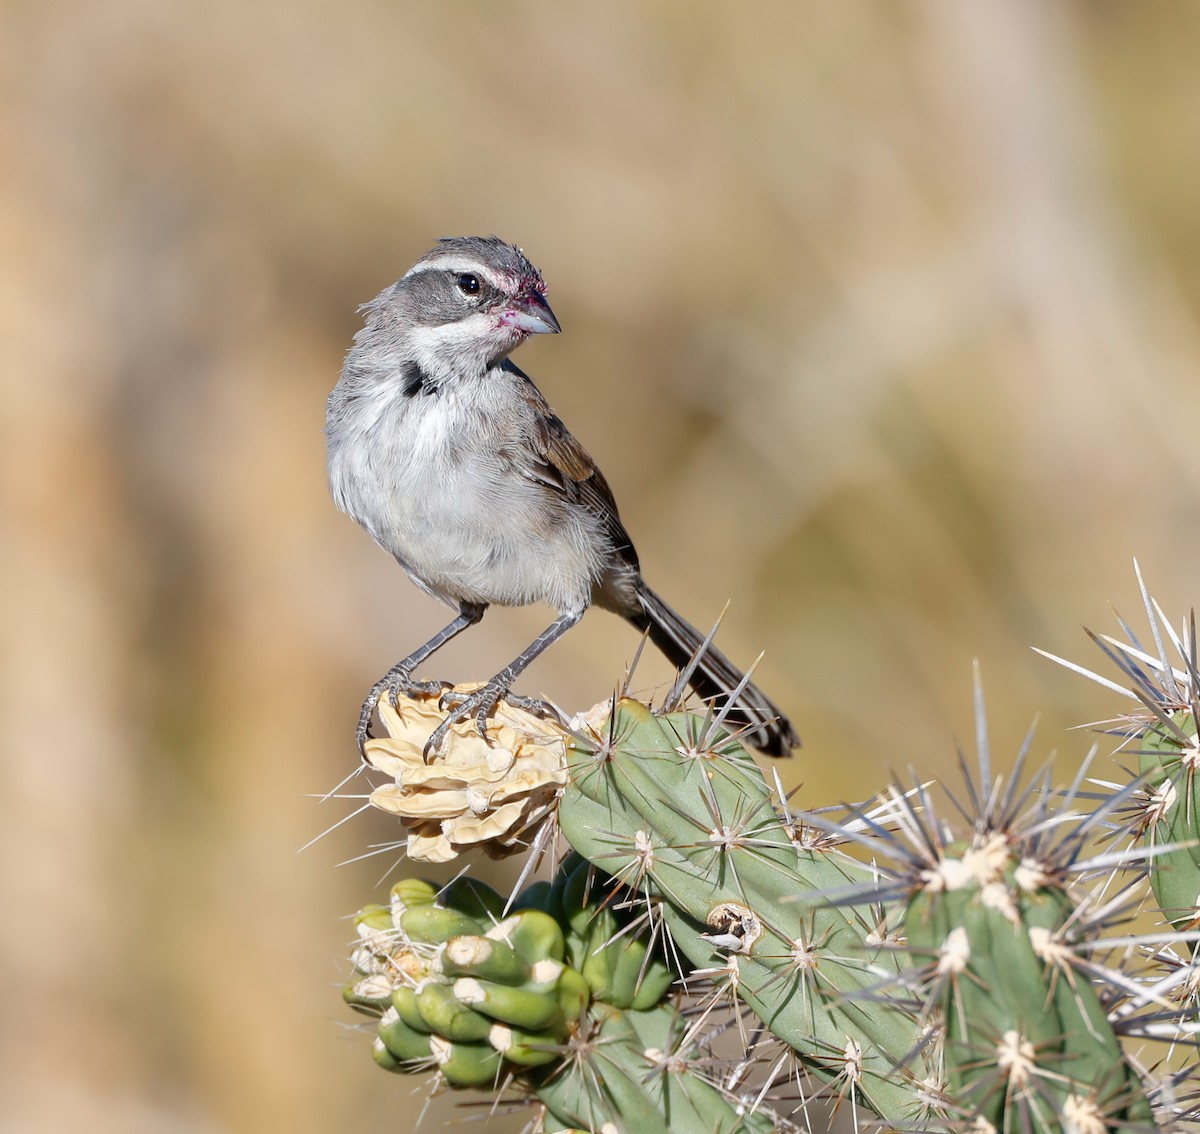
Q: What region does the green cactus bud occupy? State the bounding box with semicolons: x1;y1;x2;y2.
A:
486;909;566;965
558;853;601;942
440;934;531;985
515;879;553;913
377;1007;435;1064
371;1036;403;1073
427;1034;503;1088
486;1022;561;1067
398;903;482;944
342;973;394;1014
627;955;674;1012
354;902;395;934
389;985;429;1033
451;977;563;1031
608;934;657;1008
415;981;494;1042
578;928;618;1003
389;878;438;915
553;964;590;1026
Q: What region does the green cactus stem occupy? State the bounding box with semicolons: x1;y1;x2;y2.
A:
905;836;1152;1130
532;999;777;1134
558;698;935;1123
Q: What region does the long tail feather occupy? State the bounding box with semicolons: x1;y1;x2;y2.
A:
628;584;799;757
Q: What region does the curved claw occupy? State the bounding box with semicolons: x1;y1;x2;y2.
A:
358;670;451;760
421;718;453;760
355;692;381;756
438;688;469;712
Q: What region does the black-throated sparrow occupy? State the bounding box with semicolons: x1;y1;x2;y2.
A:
326;236;798;758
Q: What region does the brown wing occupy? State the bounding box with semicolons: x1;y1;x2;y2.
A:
504;362;640;570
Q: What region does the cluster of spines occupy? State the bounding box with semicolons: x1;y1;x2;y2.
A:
903;832;1151;1129
842;692;1176;1131
1035;572;1200;1120
1058;580;1200;947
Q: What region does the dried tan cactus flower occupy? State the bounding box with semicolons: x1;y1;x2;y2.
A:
363;686;571;863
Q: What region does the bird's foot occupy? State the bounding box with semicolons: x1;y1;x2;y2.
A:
437;686;554;719
357;670;451;757
422;679;513;760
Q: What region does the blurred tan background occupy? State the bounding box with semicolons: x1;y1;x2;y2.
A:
5;1;1200;1131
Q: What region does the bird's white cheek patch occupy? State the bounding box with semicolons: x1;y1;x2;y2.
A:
407;316;493;353
405;315;516;377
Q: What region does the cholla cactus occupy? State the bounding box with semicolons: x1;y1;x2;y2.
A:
336;572;1200;1131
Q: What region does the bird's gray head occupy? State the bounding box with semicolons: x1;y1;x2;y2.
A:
355;237;560;383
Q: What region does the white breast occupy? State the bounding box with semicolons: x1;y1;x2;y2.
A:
328;377;606;614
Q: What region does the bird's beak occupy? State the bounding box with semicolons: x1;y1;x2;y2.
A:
502;292;561;335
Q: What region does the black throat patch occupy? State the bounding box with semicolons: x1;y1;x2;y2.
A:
400;361;436;397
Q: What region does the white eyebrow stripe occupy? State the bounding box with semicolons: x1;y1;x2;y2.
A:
403;257;507;288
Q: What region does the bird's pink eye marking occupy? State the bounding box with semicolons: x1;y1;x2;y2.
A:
502;269;545;297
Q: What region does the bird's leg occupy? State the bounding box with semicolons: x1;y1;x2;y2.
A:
357;602;486;754
423;609;583;759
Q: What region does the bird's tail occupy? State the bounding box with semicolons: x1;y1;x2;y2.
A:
628;584;799;757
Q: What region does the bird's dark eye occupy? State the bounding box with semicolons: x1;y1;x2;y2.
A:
456;273;480;296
